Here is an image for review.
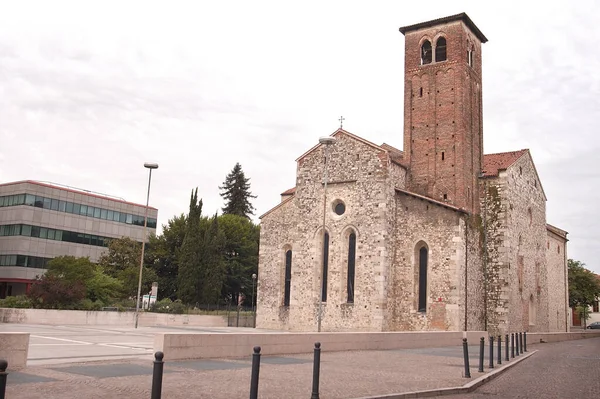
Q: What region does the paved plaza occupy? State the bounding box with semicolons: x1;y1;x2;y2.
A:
0;324;547;399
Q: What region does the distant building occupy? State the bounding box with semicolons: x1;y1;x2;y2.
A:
0;180;158;298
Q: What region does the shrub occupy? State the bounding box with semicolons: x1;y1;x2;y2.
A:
150;298;186;314
0;295;33;308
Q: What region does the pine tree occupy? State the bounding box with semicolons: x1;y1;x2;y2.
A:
220;162;257;218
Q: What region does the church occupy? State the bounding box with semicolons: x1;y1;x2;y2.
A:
255;13;569;334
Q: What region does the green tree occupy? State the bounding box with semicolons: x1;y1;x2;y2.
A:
177;188;204;304
28;275;86;309
197;213;226;304
98;237;157;298
568;259;600;328
219;162;257;218
146;214;186;300
44;255;95;282
219;214;259;306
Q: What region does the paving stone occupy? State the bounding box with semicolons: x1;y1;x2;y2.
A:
6;372;58;385
50;364;168;379
167;360;250;371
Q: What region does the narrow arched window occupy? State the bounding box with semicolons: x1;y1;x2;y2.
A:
321;232;329;302
418;246;428;312
435;37;447;62
421;40;432;65
284;250;292;306
347;233;356;303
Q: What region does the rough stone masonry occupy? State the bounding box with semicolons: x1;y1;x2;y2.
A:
256;13;568;334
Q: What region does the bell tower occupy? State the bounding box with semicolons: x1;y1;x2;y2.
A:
400;13;487;213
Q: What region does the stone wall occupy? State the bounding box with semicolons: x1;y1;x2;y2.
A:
0;308;227;327
482;152;551;334
386;192;477;331
257;132;395;331
546;227;568;331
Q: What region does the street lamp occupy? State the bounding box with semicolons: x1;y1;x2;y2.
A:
251;273;257;328
317;136;336;332
134;162;159;329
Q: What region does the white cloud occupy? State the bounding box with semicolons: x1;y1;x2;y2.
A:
1;0;599;272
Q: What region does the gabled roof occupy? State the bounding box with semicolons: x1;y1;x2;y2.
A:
399;12;488;43
483;149;547;201
259;194;294;220
482;150;528;177
547;224;568;240
395;188;467;214
281;187;296;196
381;143;407;168
295;128;385;163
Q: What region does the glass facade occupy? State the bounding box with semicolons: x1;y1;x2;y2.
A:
0;193;157;229
0;254;51;268
0;223;121;247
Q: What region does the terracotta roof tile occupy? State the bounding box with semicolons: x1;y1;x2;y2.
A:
482;150;528;177
281;187;296;196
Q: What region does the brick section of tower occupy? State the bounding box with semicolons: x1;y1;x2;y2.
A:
401;14;486;214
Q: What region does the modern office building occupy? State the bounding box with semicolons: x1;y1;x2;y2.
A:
0;180;158;298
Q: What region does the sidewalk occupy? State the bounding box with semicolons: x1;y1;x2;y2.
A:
4;342;536;399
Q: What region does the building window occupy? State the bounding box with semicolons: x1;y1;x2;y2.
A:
321;232;330;302
467;48;474;66
0;193;158;229
347;233;356;303
333;200;346;216
417;245;428;312
593;300;599;313
421;40;432;65
284;250;292;306
435;37;447;62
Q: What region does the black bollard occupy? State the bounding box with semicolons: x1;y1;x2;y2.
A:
524;332;527;352
151;352;164;399
505;334;509;362
462;338;471;378
311;342;322;399
497;335;502;365
489;336;494;369
0;359;7;399
515;333;519;357
249;346;261;399
519;332;524;354
511;333;515;358
478;337;484;373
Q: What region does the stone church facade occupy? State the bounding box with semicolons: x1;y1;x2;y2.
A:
256;13;568;334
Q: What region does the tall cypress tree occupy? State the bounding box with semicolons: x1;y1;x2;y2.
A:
219;162;257;218
177;188;203;304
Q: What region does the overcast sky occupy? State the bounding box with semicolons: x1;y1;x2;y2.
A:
1;1;598;273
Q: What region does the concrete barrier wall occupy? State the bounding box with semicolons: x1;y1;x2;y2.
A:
528;331;600;344
0;308;226;327
154;331;487;361
0;333;30;369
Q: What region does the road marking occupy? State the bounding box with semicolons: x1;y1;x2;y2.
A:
30;335;93;345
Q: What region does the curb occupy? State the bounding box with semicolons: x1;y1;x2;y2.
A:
353;350;537;399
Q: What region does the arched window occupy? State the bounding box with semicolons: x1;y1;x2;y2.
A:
417;245;428;312
435;37;447;62
284;249;292;306
347;232;356;303
321;232;330;302
421;40;432;65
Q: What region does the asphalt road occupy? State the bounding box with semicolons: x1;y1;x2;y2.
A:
0;323;272;366
435;336;600;398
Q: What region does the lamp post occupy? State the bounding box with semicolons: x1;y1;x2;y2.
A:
252;273;257;328
317;136;336;332
135;162;159;329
